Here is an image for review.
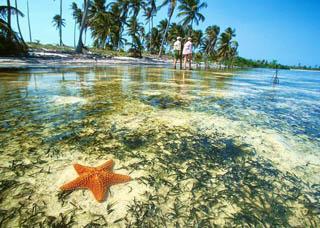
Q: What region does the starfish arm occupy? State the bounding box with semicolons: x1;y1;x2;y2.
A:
73;160;114;175
97;159;114;171
73;164;94;175
103;172;131;186
86;176;109;202
60;173;93;191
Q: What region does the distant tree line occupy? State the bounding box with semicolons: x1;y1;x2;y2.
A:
233;57;320;70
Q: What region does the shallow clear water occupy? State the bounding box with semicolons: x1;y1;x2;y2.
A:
0;66;319;227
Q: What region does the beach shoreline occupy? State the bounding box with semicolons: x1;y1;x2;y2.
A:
0;54;172;69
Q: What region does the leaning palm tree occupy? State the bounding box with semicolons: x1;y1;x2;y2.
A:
202;25;220;57
6;0;12;39
217;27;236;63
76;0;90;53
71;2;82;47
0;1;27;55
14;0;25;45
177;0;207;35
52;14;65;45
158;0;177;57
0;2;23;40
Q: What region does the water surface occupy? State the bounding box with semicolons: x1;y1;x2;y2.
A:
0;66;319;227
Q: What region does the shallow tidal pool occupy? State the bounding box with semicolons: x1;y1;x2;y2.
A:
0;66;319;227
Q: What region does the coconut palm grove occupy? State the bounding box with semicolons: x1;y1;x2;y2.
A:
0;0;269;68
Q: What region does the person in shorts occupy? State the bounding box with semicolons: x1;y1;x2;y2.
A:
183;37;193;70
173;37;182;69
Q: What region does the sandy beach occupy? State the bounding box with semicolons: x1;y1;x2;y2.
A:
0;50;172;69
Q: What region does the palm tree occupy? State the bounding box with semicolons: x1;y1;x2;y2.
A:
177;0;207;35
71;2;82;47
89;0;108;48
0;1;26;54
14;0;25;45
191;29;203;49
108;2;126;50
202;25;220;57
108;0;130;49
145;27;161;53
158;0;177;57
127;16;144;57
167;22;185;43
6;0;12;39
76;0;90;53
157;19;168;35
129;0;146;17
26;0;32;42
143;7;152;51
90;12;113;48
0;2;23;40
143;1;157;52
52;14;65;44
217;27;236;62
54;0;63;46
229;40;238;65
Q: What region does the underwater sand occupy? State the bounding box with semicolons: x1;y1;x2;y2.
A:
0;66;319;227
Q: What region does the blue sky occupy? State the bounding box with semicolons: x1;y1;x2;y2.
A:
10;0;320;66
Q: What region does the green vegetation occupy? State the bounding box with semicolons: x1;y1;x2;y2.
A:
1;0;318;70
232;57;290;69
0;0;27;55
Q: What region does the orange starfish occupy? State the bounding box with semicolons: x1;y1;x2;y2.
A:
60;159;131;202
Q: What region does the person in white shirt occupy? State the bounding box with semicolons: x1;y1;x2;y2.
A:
183;37;193;70
173;37;182;69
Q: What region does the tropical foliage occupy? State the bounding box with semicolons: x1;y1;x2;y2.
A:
0;0;240;65
0;0;27;55
52;14;65;45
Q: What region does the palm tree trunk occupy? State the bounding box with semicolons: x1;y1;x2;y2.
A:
151;16;154;52
14;0;26;45
158;16;171;58
148;18;151;52
27;0;32;42
76;0;90;53
7;0;12;39
84;28;87;46
189;20;193;36
59;0;63;46
74;20;76;47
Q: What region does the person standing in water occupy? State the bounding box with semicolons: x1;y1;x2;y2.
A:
173;37;182;69
183;37;193;70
